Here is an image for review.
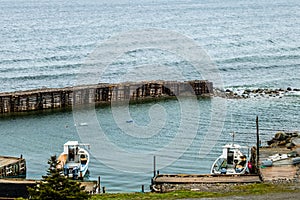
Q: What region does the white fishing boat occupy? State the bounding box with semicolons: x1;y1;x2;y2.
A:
211;134;251;175
58;141;90;179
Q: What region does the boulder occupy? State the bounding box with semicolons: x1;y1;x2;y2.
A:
274;131;287;141
267;139;276;146
278;140;287;146
292;131;299;138
286;143;295;149
244;89;251;94
292;138;300;147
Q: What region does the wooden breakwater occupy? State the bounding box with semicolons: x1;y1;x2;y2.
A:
0;80;212;114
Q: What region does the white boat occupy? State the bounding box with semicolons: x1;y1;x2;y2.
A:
58;141;90;179
211;142;251;175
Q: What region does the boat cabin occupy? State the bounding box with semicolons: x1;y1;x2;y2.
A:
63;141;80;162
223;144;245;165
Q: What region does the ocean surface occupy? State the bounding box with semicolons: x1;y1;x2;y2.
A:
0;0;299;192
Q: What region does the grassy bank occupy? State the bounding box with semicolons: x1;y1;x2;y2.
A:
91;183;298;200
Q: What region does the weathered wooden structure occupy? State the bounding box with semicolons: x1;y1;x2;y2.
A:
151;174;261;192
0;80;213;114
152;174;261;184
0;179;97;198
0;156;26;179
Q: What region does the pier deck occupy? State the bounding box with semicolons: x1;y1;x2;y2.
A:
0;156;26;179
0;156;22;167
153;174;261;184
151;174;261;192
0;179;97;198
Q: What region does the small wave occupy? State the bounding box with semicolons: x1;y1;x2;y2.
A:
0;72;77;82
0;58;32;65
0;53;84;67
219;54;300;65
0;63;82;74
53;43;95;51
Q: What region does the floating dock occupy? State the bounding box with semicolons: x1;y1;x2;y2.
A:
0;156;26;179
0;80;213;114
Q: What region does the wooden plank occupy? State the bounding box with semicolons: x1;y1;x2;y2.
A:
153;174;261;184
0;156;23;168
260;165;297;181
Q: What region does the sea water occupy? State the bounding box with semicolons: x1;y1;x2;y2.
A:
0;0;299;192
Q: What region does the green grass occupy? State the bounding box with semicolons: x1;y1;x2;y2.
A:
91;191;225;200
91;183;297;200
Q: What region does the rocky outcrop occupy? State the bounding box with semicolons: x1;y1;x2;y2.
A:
267;131;300;149
216;87;300;99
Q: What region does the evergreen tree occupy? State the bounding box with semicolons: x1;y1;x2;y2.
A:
27;155;90;200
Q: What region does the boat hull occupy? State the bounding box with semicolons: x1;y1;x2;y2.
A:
210;143;250;175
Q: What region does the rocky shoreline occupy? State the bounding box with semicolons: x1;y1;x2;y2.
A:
214;87;300;99
267;131;300;150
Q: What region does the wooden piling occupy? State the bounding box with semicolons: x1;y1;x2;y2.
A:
256;116;260;172
141;185;144;193
153;155;156;178
98;176;100;194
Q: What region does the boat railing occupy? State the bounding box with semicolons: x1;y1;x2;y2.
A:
78;143;90;149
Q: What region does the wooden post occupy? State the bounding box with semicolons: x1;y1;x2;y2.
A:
26;97;29;110
141;185;144;193
256;116;260;172
153;155;156;177
98;176;100;194
102;186;106;194
51;92;54;108
9;96;14;112
0;97;2;113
